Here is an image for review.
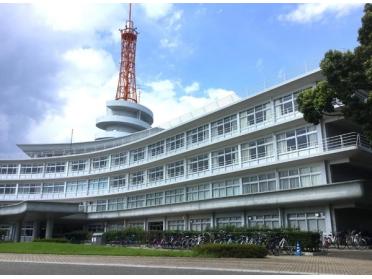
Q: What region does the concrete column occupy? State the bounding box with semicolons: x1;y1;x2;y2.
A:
278;208;285;228
32;221;40;241
13;220;22;243
45;217;54;239
184;215;189;231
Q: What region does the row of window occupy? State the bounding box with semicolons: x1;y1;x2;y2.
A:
0;162;323;198
78;165;323;212
0;90;309;176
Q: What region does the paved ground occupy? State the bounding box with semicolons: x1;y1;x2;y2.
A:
0;249;372;275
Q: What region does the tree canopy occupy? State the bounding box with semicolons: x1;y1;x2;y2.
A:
297;4;372;140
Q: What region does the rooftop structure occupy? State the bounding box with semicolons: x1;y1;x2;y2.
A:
95;4;153;140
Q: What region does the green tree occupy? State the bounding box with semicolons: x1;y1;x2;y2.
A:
297;4;372;140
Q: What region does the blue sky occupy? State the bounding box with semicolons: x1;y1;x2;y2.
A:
0;3;365;154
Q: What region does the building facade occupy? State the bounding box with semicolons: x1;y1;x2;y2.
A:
1;69;372;241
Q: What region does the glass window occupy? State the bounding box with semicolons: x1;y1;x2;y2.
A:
108;198;125;211
20;164;43;174
187;154;209;173
146;192;164;206
88;178;108;194
212;179;240;198
45;162;66;173
70;160;86;172
148;166;164;183
279;165;321;190
130;147;145;163
165;189;185;204
110;176;126;192
127;195;145;209
166;133;185;152
190;218;211;231
277;125;318;154
186;124;209;146
130;171;144;187
148;140;165;158
0;184;16;194
186;183;211;201
168;220;184;231
241;137;274;162
240;102;271;130
111;152;127;167
167;161;184;178
91;156;108;170
18;183;42;194
211;146;238;169
216;216;242;228
211;114;237;138
42;182;64;193
242;173;276;194
247;214;279;229
0;164;18;175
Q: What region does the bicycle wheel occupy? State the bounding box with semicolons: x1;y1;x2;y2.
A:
358;239;368;250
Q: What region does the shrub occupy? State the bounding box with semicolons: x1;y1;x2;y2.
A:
193;243;268;258
33;238;69;243
64;230;91;244
103;227;145;244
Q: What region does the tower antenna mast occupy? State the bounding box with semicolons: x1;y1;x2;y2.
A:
115;3;138;103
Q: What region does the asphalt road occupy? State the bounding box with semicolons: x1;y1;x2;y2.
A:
0;261;276;275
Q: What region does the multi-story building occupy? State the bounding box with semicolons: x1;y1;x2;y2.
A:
1;68;372;242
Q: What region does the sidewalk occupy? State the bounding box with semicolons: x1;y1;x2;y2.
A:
0;251;371;274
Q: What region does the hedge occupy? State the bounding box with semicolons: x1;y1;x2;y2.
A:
193;243;268;258
103;227;145;244
33;238;69;243
64;230;91;244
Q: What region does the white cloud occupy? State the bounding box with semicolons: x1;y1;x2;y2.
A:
184;82;200;94
141;80;240;128
27;48;117;144
160;38;179;49
140;3;173;20
278;3;362;24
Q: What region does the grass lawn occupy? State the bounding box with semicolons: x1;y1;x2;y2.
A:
0;242;195;257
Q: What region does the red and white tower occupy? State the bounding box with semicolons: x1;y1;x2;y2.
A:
96;4;153;140
116;3;138;103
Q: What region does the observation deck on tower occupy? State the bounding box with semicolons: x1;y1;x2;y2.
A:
96;4;153;140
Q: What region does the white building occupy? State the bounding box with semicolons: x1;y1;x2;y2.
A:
1;69;372;241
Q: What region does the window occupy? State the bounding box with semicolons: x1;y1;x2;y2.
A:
18;183;42;194
148;166;164;183
0;164;18;175
242;173;276;194
288;212;325;232
279;166;321;190
241;137;274;162
88;178;108;194
70;160;86;172
148;140;165;158
211;114;237;138
20;164;43;174
42;182;64;193
216;216;242;228
186;124;209;146
186;183;211;201
247;214;279;229
66;180;88;195
130;171;144;187
166;133;185;152
146;192;164;206
211;146;238;169
110;176;126;192
240;102;271;130
168;220;184;231
212;179;240;198
188;154;209;173
111;152;127;167
165;189;184;204
167;161;184;178
0;184;16;194
190;218;211;231
91;156;108;170
130;147;145;163
274;88;311;118
127;195;145;209
45;162;65;173
108;198;125;211
277;126;318;153
96;200;107;212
